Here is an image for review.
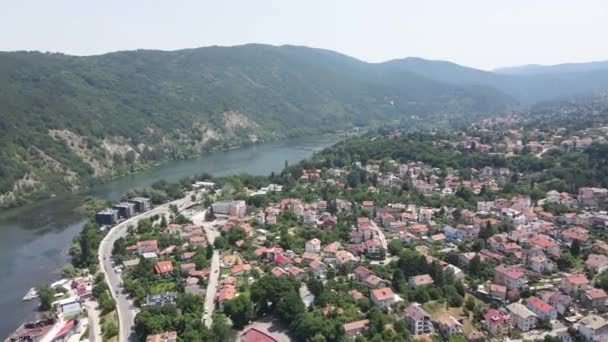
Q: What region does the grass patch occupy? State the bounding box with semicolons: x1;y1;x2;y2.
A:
150;280;177;294
422;300;445;315
100;311;119;342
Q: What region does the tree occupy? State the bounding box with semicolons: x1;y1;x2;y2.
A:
37;284;55;311
276;290;305;323
465;296;476;311
103;320;119;338
211;313;232;342
571;240;581;256
558;251;575;271
224;295;254;329
206;206;216;221
478;221;496;240
449;334;467;342
214;236;227;249
468;255;482;277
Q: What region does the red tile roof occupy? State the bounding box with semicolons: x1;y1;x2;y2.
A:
240;328;278;342
154;261;173;274
527;296;553;313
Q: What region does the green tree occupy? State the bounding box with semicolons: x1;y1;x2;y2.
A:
37;284;55;311
224;295;254;329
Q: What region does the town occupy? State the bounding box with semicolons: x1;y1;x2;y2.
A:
8;107;608;342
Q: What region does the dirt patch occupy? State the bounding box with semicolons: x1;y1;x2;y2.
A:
0;172;43;204
223;111;259;134
49;129;108;176
102;137;140;165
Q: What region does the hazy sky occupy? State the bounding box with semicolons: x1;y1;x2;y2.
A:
1;0;607;70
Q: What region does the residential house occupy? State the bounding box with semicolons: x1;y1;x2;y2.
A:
303;209;317;226
240;328;278;342
271;267;289;278
343;320;369;339
526;296;557;320
136;240;159;255
581;288;608;311
353;266;375;282
494;265;527;290
507;303;537;332
540;291;572;316
578;314;608;342
366;239;382;255
435;314;462;338
215;284;236;311
146;331;177;342
561;273;590;295
528;254;557;274
443;225;464;243
484;309;512;336
348;290;364;302
371;288;397;309
586;254;608;274
404;303;433;335
309;260;326;278
336;250;358;267
154;261;173;275
409;274;434;289
364;275;390;289
230;264;251;276
489;284;507;302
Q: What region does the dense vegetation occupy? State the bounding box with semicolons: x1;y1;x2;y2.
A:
0;45;520;207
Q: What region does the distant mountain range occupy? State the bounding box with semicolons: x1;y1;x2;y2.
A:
1;44;608;206
494;61;608;75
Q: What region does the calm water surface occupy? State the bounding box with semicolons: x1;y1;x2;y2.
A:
0;135;336;337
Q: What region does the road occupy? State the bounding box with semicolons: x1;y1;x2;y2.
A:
83;299;102;342
369;219;388;250
191;211;221;328
98;194;194;342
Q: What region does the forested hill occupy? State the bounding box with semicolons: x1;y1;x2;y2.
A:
0;44;516;207
2;44;608;207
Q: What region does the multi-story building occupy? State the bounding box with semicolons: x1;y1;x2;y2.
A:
507;303;537;332
113;202;135;219
95;208;118;226
404;303;433;335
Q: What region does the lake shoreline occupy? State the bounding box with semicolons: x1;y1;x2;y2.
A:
0;134;338;338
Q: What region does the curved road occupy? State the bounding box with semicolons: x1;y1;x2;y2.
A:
98;195;193;342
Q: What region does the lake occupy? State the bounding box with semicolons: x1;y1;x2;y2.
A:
0;135;337;338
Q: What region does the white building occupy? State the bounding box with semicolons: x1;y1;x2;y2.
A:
305;238;322;253
507;303;537;332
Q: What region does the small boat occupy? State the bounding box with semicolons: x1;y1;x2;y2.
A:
23;287;38;301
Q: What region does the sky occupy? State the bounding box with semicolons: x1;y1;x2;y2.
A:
1;0;607;70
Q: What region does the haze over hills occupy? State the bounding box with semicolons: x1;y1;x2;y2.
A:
1;43;608;206
494;60;608;75
387;57;608;104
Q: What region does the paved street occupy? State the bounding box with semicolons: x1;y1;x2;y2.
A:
191;212;220;328
98;195;193;342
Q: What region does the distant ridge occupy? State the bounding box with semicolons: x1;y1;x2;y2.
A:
493;60;608;75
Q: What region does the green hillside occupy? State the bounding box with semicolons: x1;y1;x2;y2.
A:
0;44;517;207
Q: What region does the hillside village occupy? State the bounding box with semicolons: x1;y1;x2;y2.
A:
10;109;608;342
94;112;608;342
